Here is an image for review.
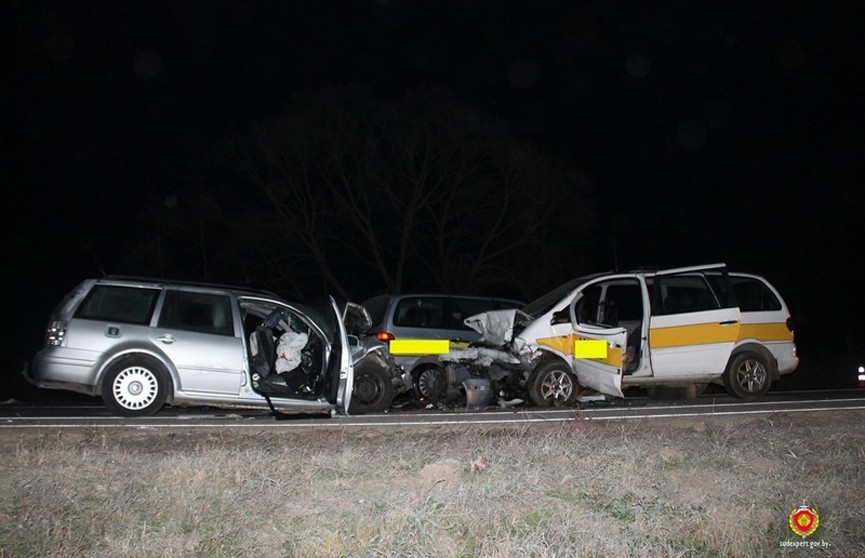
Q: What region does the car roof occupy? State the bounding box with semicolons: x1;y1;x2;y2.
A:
96;275;283;300
364;293;524;302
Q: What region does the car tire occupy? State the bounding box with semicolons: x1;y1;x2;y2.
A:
723;351;772;399
101;356;170;417
414;365;448;402
348;362;394;414
530;361;578;407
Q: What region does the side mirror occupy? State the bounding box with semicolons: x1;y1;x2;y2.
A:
342;302;373;335
347;334;360;348
551;309;570;325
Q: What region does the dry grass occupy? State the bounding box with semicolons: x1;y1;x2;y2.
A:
1;411;864;557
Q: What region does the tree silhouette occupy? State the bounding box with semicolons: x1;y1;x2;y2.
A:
131;86;596;302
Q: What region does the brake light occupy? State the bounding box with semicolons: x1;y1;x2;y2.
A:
786;317;795;333
376;331;395;342
46;320;68;346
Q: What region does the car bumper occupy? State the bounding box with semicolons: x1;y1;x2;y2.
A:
30;347;101;394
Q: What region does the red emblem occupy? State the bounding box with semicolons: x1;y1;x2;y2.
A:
788;504;819;538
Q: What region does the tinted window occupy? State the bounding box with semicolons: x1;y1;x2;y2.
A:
732;277;782;312
575;282;642;326
449;298;498;330
605;283;643;323
652;274;721;316
575;285;602;324
158;291;234;336
393;297;445;329
75;285;159;325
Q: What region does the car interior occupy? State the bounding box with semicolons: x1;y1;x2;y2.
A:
245;306;325;400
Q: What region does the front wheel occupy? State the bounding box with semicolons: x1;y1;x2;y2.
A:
101;356;169;417
348;363;394;414
414;365;448;402
723;352;772;399
530;361;578;407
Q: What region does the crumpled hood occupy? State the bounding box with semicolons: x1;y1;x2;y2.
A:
464;309;523;346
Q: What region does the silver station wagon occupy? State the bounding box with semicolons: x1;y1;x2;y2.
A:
28;277;396;417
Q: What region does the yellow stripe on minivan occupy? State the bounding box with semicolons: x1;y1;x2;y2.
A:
739;323;794;342
537;334;624;367
649;323;739;349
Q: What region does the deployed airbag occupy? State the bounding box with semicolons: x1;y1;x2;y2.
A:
275;331;309;373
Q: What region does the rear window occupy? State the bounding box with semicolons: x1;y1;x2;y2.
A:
75;285;160;325
732;277;782;312
449;297;499;330
393;297;445;329
496;299;524;310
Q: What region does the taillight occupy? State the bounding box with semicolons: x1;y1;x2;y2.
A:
785;317;795;333
376;331;395;342
46;320;68;346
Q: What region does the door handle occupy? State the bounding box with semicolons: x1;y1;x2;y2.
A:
157;334;176;344
718;320;739;326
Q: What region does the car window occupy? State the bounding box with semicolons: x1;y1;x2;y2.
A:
573;282;642;327
393;297;445;329
522;274;600;318
449;298;499;330
604;283;643;324
75;285;160;325
575;285;603;324
158;290;234;336
732;277;782;312
652;274;721;316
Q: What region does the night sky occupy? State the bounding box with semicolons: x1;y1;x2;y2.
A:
4;0;864;394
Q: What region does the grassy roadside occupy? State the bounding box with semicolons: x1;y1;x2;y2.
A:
1;411;863;557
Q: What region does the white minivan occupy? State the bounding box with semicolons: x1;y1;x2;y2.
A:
436;264;798;406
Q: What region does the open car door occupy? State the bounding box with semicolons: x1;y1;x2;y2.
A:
566;323;627;398
535;289;628;398
328;296;354;412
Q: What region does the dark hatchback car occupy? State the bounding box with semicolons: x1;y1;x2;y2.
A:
360;293;524;399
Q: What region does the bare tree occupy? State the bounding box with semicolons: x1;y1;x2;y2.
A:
201;85;595;300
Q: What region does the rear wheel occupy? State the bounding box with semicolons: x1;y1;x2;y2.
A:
723;352;772;399
530;361;578;407
101;356;169;417
348;363;394;414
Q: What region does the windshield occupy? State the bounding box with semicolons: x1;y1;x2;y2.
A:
520;273;606;318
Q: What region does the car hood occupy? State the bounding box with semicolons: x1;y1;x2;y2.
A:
463;309;530;346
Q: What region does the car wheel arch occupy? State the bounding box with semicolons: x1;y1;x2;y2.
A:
97;350;178;403
729;343;779;380
531;349;570;371
723;346;775;400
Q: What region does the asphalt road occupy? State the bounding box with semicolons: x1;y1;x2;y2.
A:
2;389;864;431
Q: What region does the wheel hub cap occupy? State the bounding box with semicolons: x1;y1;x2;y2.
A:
113;367;158;410
542;371;573;401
